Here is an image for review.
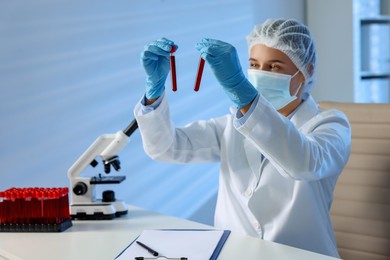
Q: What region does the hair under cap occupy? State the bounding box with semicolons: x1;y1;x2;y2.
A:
246;19;317;98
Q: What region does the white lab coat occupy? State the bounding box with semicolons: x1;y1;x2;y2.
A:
134;94;351;258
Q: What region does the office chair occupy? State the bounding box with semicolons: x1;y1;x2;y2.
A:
319;102;390;260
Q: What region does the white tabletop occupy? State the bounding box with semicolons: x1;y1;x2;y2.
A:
0;205;339;260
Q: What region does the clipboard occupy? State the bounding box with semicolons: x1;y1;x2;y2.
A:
115;229;231;260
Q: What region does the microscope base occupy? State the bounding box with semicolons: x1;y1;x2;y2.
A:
70;201;128;220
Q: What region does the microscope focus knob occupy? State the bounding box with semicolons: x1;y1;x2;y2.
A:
73;182;88;195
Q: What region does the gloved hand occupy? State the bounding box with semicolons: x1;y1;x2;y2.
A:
140;38;178;99
196;38;258;108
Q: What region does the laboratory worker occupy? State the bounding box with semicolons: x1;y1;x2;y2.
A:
134;19;351;258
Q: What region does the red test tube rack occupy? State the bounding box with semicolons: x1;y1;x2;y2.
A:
0;187;72;232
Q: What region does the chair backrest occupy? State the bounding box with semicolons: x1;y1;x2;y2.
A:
318;101;390;260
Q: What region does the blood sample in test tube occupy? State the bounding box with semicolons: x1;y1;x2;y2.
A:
170;46;177;92
194;57;205;92
0;191;4;223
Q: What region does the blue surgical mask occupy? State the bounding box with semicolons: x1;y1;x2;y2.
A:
247;69;301;110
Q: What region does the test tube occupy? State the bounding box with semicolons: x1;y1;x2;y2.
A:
194;57;205;92
170;46;177;92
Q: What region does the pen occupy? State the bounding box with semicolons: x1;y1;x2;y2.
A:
136;241;159;256
170;46;177;92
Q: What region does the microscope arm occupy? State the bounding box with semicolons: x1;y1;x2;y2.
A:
67;131;129;180
67;119;138;180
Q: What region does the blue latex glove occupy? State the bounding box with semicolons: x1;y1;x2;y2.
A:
140;38;178;99
196;38;258;108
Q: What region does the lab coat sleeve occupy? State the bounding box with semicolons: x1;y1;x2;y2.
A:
236;96;351;181
134;95;224;163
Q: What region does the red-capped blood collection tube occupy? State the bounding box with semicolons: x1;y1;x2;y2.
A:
170;46;177;92
194;57;205;92
0;187;71;230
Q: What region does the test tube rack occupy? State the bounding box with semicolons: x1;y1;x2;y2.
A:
0;187;72;232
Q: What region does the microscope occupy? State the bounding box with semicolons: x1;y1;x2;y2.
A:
67;119;138;220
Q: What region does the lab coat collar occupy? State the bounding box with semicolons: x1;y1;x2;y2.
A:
289;95;319;129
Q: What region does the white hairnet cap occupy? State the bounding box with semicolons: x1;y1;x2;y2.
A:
246;19;317;99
